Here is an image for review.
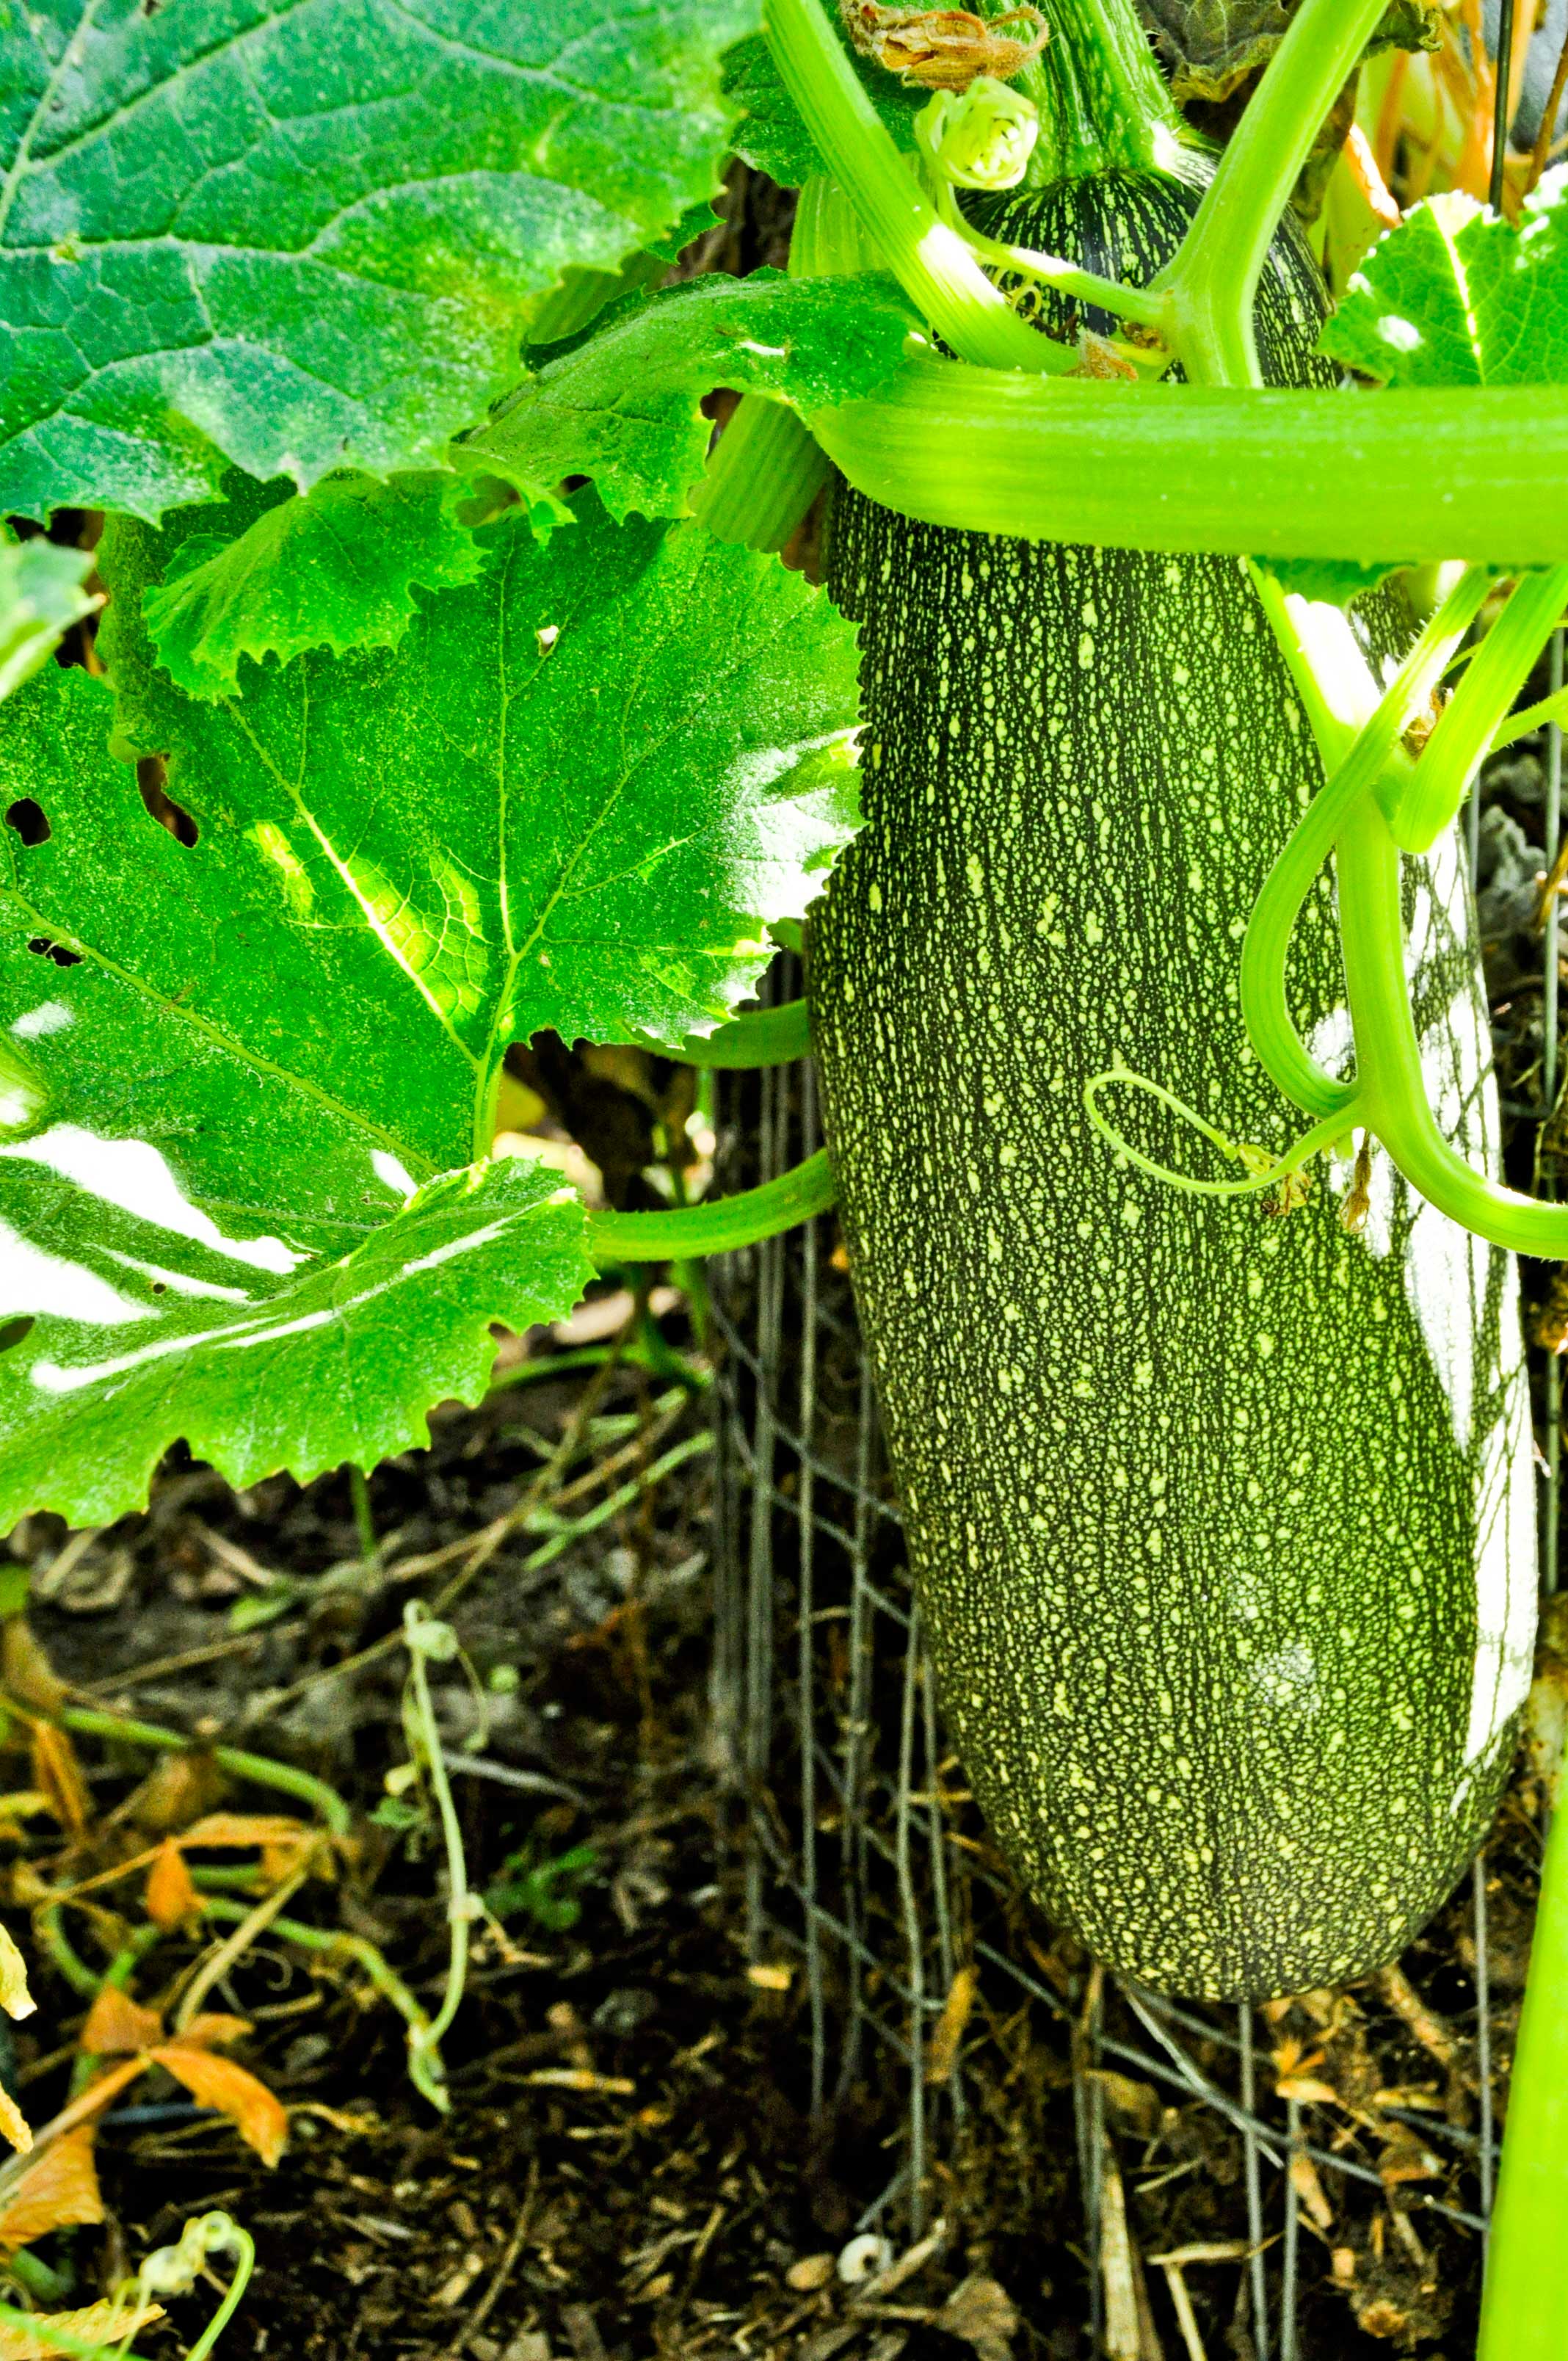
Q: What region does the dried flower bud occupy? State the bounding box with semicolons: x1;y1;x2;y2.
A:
841;1;1048;92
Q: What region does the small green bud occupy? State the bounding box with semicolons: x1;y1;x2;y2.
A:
920;77;1039;192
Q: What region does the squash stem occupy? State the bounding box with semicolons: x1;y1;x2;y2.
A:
589;1147;835;1263
1158;0;1388;389
1477;1791;1568;2357
762;0;1072;374
1239;566;1492;1117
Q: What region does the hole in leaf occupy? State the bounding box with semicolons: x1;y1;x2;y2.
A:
26;937;81;968
5;799;49;846
150;1281;167;1295
137;757;198;847
0;1317;35;1355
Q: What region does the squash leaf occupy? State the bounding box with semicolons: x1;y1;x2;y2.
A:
721;29;926;188
1321;167;1568;389
141;472;493;701
0;542;97;706
0;0;758;521
1141;0;1440;102
0;496;857;1526
471;272;920;521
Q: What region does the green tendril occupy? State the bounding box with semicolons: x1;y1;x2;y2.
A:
1083;1062;1358;1199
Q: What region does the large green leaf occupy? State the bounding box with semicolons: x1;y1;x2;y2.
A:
101;488;861;1089
0;495;858;1520
0;0;758;521
1322;168;1568;388
0;666;595;1523
471;272;918;521
142;471;494;700
0;537;96;703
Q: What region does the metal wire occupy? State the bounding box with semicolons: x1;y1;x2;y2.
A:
711;1018;1509;2354
1240;2003;1271;2361
1545;628;1564;1600
1490;0;1518;214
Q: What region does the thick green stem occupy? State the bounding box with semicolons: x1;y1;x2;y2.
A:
762;0;1067;372
811;357;1568;565
1337;797;1568;1253
1161;0;1387;387
589;1148;835;1263
1478;1791;1568;2357
1384;566;1568;849
691;402;830;552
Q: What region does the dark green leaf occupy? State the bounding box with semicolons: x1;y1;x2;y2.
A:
721;29;925;187
471;272;918;520
1141;0;1440;101
1263;556;1405;607
142;472;493;700
0;0;757;521
1321;170;1568;388
0;539;96;703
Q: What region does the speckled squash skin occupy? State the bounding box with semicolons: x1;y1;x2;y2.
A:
810;170;1539;2000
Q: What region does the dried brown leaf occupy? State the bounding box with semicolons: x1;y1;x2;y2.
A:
179;1813;311;1852
28;1725;90;1840
939;2273;1019;2360
79;1984;162;2059
152;2042;288;2166
124;1749;231;1837
0;2128;103;2252
0;1622;65;1716
1276;2075;1341;2106
144;1838;202;1933
179;2013;253;2052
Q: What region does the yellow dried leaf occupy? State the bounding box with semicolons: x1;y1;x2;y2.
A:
0;2086;31;2156
1275;2075;1341;2106
0;1925;35;2023
143;1838;202;1933
0;2298;162;2357
1288;2149;1335;2232
152;2043;288;2166
180;1812;310;1852
0;2129;103;2252
927;1964;976;2086
80;1985;162;2059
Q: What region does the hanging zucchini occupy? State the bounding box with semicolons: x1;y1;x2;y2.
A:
807;55;1538;1998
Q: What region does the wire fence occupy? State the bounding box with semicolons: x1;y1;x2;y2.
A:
700;669;1564;2356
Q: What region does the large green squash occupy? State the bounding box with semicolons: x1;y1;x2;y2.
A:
808;167;1538;1998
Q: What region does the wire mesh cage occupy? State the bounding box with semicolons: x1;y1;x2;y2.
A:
700;800;1561;2361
